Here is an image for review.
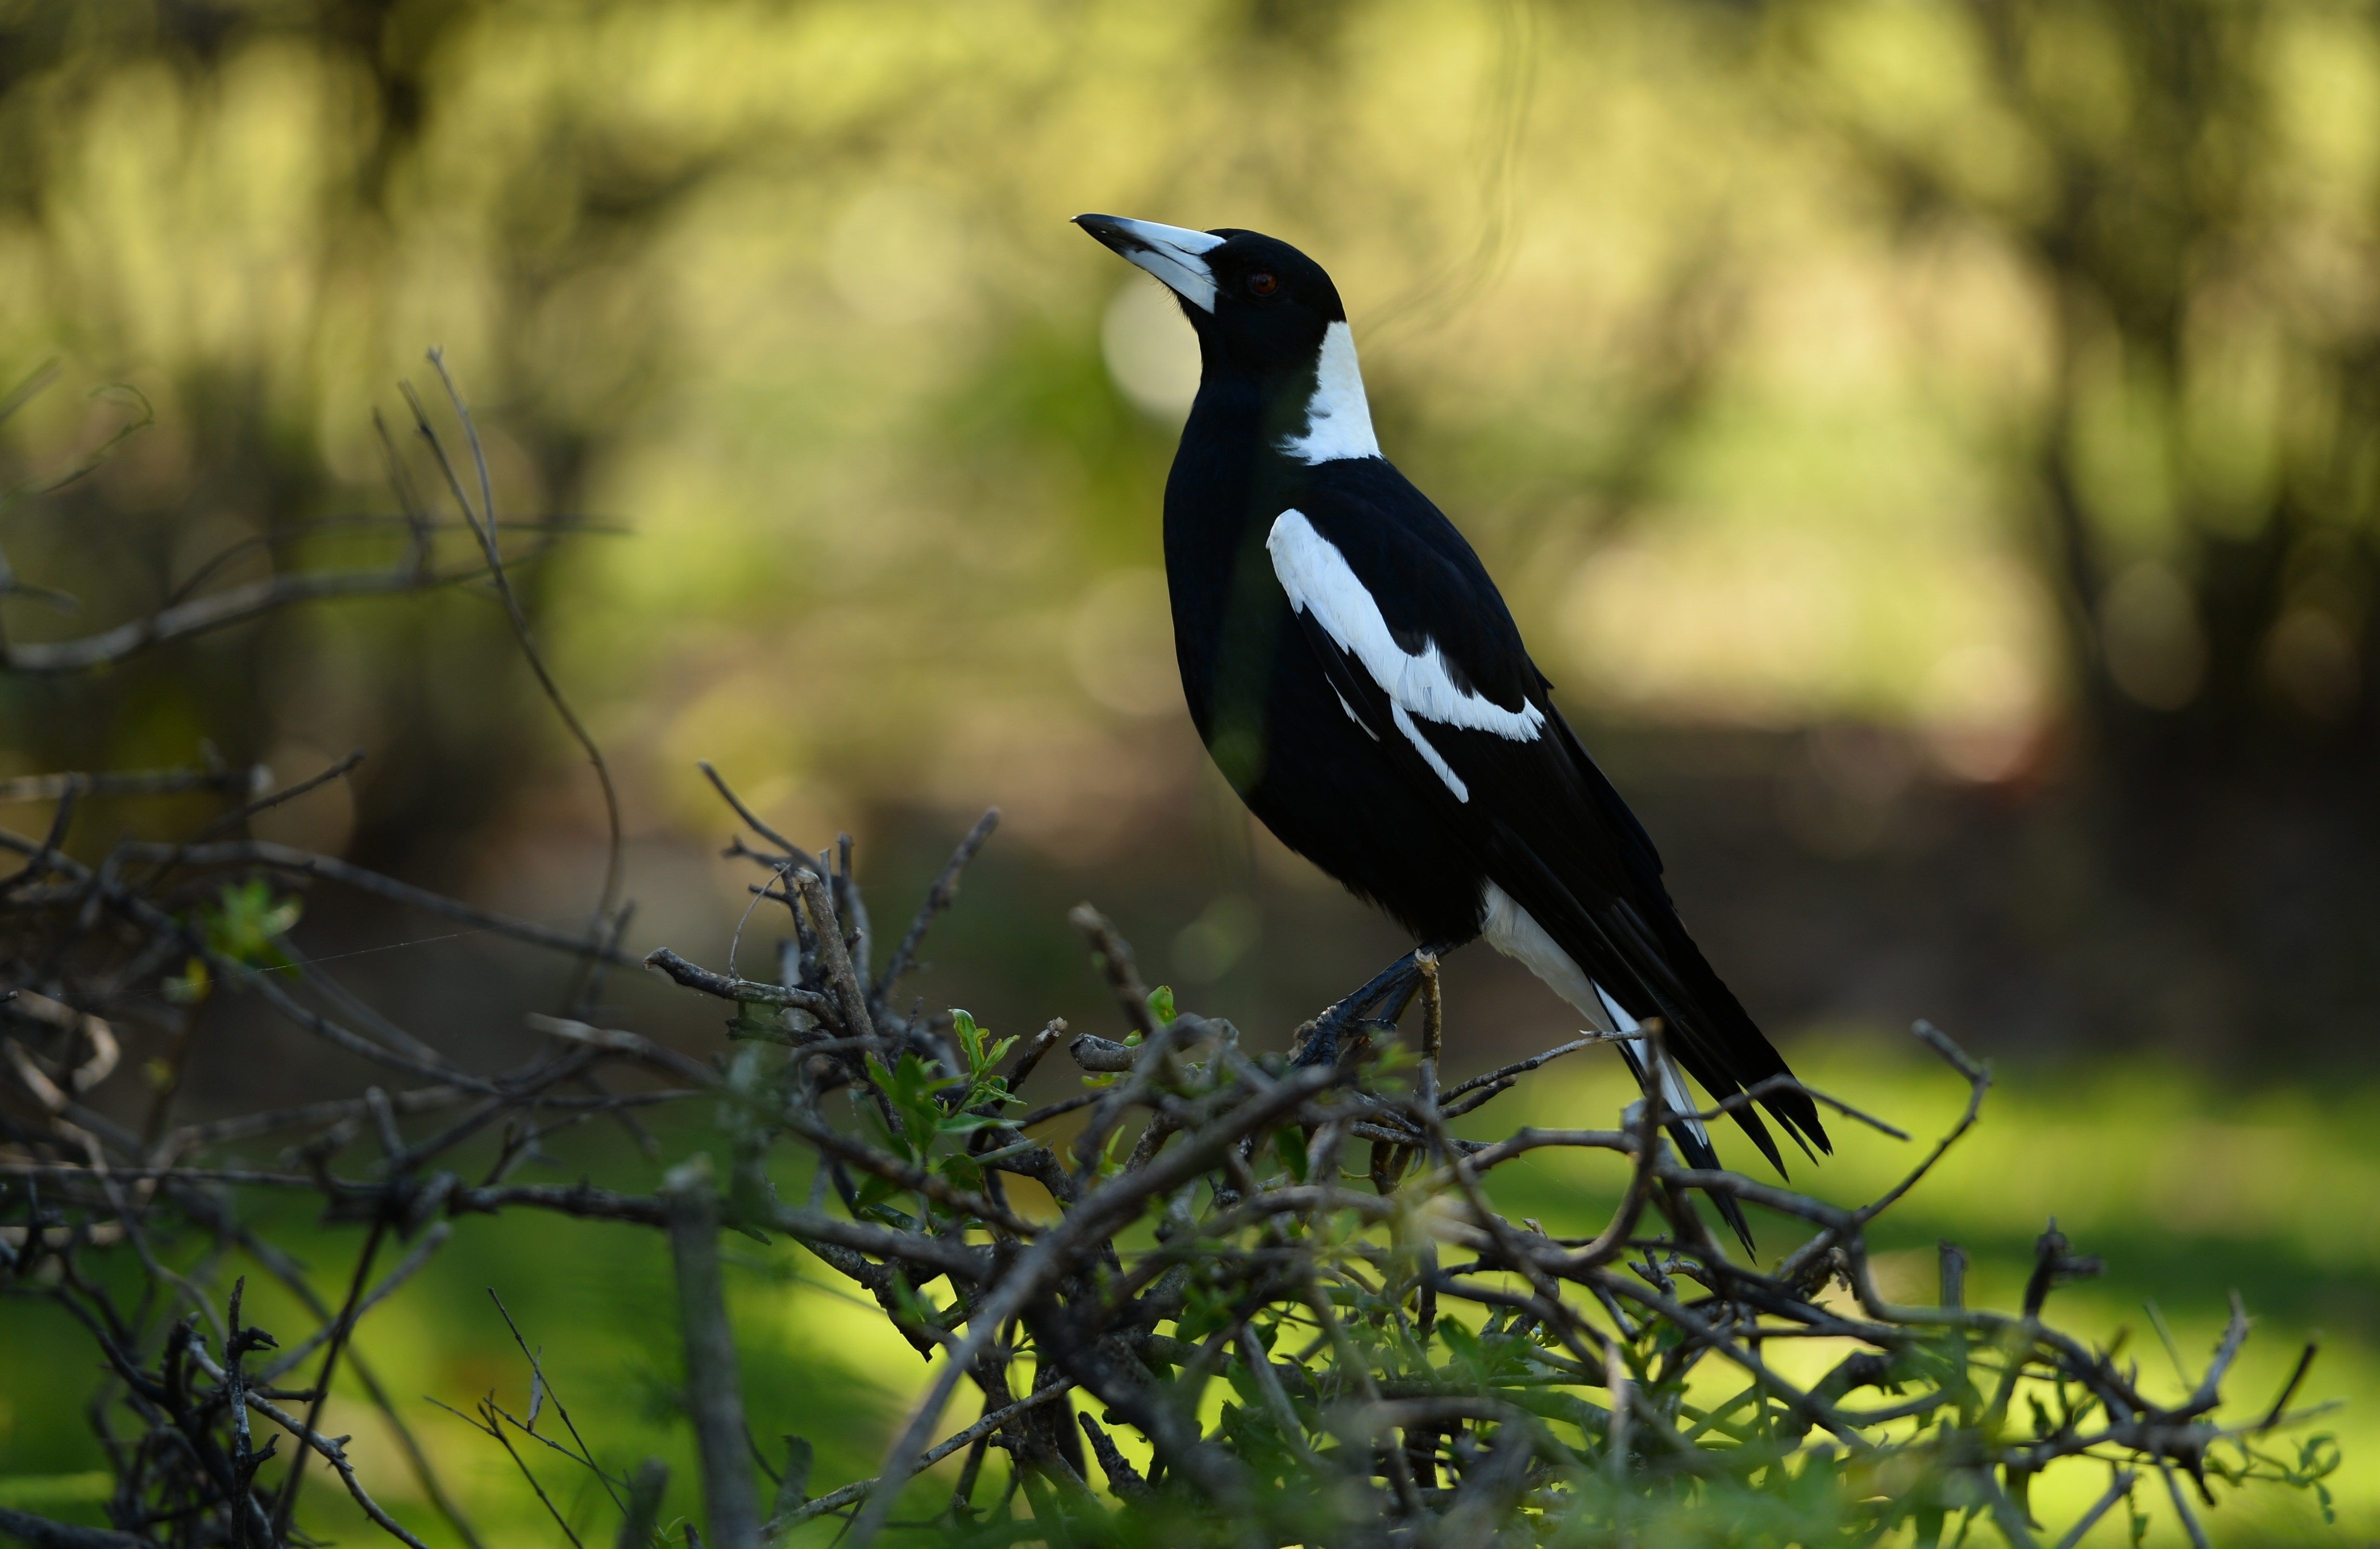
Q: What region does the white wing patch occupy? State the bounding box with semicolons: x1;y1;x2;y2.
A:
1278;322;1382;464
1390;703;1466;800
1267;508;1544;803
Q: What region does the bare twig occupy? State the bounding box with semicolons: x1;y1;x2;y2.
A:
663;1155;763;1549
874;807;999;1001
643;947;839;1021
410;353;624;933
1;564;498;673
0;766;265;805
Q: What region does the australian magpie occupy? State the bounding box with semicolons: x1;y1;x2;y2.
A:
1074;213;1831;1246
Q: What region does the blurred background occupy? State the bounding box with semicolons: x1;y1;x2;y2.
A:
3;1;2376;1541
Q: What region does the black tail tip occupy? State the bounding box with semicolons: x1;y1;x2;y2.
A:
1672;1120;1759;1257
1712;1188;1757;1258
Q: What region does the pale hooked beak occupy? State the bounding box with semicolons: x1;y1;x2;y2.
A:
1073;213;1224;313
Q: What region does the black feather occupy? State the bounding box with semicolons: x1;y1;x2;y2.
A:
1614;1039;1757;1256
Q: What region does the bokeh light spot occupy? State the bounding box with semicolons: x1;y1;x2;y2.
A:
1101;281;1200;419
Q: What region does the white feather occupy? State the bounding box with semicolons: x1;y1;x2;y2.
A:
1279;322;1382;464
1332;686;1379;740
1390;703;1466;800
1479;883;1600;1014
1267;509;1546;804
1479;883;1714;1150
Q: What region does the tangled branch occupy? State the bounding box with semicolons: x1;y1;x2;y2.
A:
2;763;2337;1547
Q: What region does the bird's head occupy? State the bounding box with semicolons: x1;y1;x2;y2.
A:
1074;214;1378;461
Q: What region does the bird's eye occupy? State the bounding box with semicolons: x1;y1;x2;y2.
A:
1247;272;1279;297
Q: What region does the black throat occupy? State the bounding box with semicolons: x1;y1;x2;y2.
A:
1159;356;1325;747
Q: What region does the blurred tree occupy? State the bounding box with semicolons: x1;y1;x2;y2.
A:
1779;0;2380;1046
0;0;703;880
1790;0;2378;752
5;0;2376;1050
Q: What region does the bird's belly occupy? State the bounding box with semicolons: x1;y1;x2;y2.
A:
1218;643;1488;945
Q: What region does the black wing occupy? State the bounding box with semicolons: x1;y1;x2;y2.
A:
1266;471;1829;1170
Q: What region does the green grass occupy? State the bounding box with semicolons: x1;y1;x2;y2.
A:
1;1039;2366;1545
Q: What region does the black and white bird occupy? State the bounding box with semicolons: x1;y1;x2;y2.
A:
1075;213;1830;1242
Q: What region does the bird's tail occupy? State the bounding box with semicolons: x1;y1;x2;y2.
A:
1475;885;1766;1253
1614;1035;1757;1256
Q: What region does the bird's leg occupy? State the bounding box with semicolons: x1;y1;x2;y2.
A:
1290;941;1460;1067
1292;950;1417;1067
1371;941;1458;1029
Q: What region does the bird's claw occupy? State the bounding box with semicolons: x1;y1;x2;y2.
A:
1289;944;1456;1067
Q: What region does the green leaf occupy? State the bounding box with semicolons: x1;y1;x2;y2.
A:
2025;1393;2052;1438
888;1276;938;1326
1177;1284;1232;1344
1097;1124;1130;1179
191;878;303;978
1146;984;1175;1025
1274;1126;1309;1183
871;1050;959;1157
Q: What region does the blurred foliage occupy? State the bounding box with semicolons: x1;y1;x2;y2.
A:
1789;0;2380;774
1;0;2373;870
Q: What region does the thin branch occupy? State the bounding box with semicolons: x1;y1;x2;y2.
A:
0;767;265;805
409;355;623;936
663;1155;762;1549
91;838;635;964
642;947;839;1020
0;563;497;674
874;808;1000;1001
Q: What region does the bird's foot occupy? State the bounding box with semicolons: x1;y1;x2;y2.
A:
1290;1012;1403;1070
1289;941;1459;1068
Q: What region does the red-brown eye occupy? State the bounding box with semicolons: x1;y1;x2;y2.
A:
1248;272;1278;297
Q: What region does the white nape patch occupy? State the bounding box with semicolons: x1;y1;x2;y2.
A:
1331;686;1379;740
1479;883;1713;1149
1267;510;1546;805
1104;217;1224;313
1279;322;1382;464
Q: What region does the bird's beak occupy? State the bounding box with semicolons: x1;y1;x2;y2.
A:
1074;213;1224;313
